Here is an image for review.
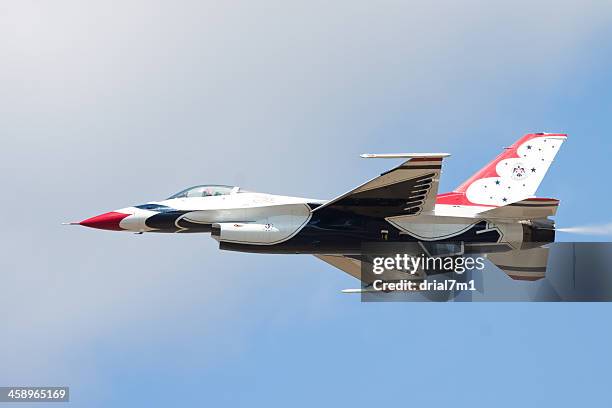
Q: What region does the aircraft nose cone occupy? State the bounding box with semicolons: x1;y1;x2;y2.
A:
79;211;130;231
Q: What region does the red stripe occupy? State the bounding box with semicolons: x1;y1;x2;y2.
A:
525;197;559;202
435;192;497;207
410;157;443;162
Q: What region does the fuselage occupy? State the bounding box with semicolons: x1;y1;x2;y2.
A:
73;133;565;283
77;185;553;255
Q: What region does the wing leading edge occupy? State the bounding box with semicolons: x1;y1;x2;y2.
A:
313;154;449;218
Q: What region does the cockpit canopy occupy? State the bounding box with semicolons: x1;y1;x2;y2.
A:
167;185;242;199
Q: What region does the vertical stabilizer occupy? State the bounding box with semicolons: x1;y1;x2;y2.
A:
441;133;567;207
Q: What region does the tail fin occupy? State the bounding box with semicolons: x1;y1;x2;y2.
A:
449;133;567;207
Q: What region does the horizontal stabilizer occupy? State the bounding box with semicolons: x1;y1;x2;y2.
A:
487;245;549;281
478;198;559;219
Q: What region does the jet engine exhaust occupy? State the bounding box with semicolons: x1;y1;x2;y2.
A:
557;222;612;236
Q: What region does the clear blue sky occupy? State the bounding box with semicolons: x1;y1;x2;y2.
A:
1;1;611;407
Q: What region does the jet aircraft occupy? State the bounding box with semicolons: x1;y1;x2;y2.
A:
70;133;566;283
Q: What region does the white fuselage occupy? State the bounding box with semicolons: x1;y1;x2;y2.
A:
103;192;527;251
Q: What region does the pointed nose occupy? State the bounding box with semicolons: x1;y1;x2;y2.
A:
79;211;130;231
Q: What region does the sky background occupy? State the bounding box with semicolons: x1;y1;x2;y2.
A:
1;0;612;406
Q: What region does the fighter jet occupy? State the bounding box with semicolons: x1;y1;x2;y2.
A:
70;133;566;283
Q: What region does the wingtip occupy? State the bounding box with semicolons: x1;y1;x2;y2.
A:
361;153;451;159
341;289;363;294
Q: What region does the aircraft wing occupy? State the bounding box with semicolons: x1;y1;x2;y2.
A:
313;153;449;218
314;254;363;281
